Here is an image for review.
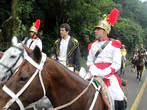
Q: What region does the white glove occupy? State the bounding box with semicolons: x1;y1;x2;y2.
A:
89;64;104;78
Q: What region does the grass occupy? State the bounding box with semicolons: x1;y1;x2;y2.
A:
81;57;88;71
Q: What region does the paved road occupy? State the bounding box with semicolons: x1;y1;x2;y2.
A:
121;65;147;110
138;86;147;110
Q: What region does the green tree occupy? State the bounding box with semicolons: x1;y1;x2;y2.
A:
116;17;143;52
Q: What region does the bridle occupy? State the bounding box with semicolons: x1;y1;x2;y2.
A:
2;51;101;110
2;52;47;110
0;45;24;79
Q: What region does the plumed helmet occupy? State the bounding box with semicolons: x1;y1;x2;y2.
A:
94;8;120;34
94;14;111;34
29;19;41;33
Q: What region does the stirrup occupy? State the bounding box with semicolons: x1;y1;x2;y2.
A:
122;79;128;86
124;96;127;109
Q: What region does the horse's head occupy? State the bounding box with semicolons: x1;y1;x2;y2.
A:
0;45;47;109
0;37;25;82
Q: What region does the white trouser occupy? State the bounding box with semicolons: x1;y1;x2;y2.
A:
107;75;124;101
68;67;74;71
79;69;125;101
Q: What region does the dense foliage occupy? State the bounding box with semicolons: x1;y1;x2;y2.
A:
0;0;147;57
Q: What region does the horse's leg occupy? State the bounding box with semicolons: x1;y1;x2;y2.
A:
131;63;133;72
132;65;134;72
120;60;124;76
137;68;139;80
133;65;136;72
123;62;126;75
139;72;142;82
122;68;124;76
120;66;124;77
123;67;125;76
138;71;140;81
120;67;122;76
139;68;143;82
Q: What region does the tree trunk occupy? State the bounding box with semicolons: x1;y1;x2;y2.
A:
11;0;17;35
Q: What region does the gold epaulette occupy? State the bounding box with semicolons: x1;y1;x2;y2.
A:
72;38;79;44
55;39;60;44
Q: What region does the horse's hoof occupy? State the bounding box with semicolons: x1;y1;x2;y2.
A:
137;78;140;82
138;81;141;84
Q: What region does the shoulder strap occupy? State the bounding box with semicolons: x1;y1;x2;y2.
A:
29;40;34;48
94;40;111;58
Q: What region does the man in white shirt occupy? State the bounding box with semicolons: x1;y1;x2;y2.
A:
87;9;126;110
26;19;42;51
51;23;81;74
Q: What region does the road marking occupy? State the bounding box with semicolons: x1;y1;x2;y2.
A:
130;77;147;110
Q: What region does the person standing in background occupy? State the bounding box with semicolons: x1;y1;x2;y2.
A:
51;23;81;74
26;19;42;51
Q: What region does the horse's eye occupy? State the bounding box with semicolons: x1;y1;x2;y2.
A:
10;55;16;59
19;76;29;81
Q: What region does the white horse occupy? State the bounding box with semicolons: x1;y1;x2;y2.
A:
0;37;25;82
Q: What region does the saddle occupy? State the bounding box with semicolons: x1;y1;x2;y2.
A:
93;77;111;110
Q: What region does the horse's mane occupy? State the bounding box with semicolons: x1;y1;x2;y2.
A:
33;46;42;62
0;51;3;59
47;57;85;81
42;58;89;92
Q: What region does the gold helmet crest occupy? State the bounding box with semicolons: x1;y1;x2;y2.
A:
29;19;41;33
94;8;120;34
94;14;111;34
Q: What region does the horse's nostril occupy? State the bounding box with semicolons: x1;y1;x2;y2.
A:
20;76;29;81
1;75;8;82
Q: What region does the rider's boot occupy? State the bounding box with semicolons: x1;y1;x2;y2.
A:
137;73;139;80
114;100;126;110
139;75;142;82
122;79;128;86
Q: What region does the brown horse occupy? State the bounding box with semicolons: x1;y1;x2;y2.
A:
136;54;145;82
0;45;104;110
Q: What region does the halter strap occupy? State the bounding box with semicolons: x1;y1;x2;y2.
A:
49;76;95;110
89;82;101;110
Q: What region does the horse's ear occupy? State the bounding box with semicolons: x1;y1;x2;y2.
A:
22;37;29;45
33;46;42;62
0;51;3;59
23;45;32;56
11;36;18;46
